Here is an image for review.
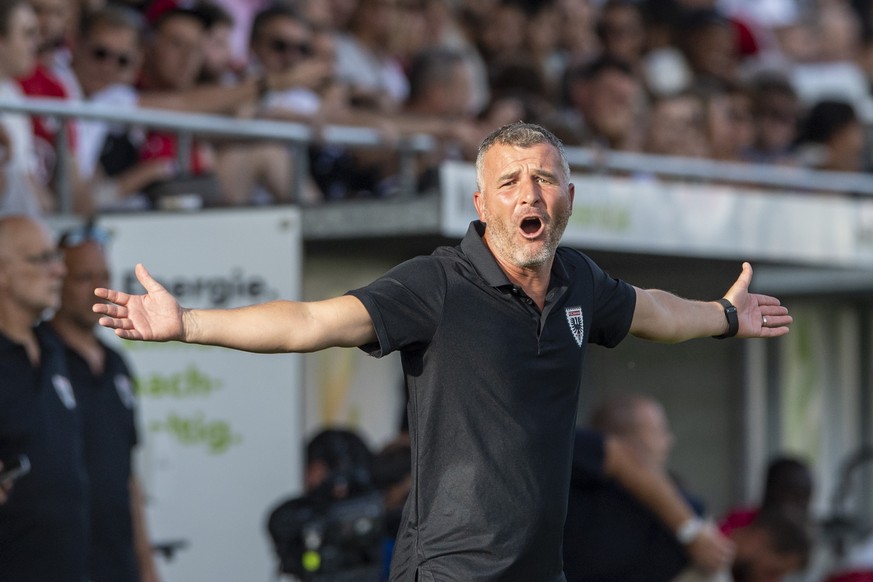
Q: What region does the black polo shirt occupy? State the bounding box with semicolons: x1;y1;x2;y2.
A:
0;324;89;582
59;332;140;582
348;221;636;582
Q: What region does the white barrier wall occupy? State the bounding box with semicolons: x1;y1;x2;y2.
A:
441;161;873;268
98;208;304;582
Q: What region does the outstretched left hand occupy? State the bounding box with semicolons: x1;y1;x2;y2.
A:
724;262;792;338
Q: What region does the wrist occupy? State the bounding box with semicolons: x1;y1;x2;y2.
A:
676;516;705;544
712;298;738;339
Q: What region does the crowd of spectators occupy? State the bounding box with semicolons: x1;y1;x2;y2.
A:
2;0;873;216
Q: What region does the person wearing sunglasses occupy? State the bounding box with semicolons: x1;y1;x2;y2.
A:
49;224;160;582
0;215;89;581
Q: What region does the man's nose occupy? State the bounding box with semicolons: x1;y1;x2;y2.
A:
520;181;543;204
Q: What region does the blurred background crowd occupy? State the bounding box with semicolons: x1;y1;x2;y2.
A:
3;0;873;216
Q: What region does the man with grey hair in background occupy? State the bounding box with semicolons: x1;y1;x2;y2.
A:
0;214;88;581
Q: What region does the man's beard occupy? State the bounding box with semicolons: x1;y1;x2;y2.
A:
482;202;571;269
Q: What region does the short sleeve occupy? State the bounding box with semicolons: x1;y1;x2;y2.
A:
346;256;446;357
578;252;636;348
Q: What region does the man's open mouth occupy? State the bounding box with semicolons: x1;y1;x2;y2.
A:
520;216;544;238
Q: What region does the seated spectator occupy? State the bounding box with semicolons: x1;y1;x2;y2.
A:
334;0;413;113
596;0;647;78
720;456;814;537
702;81;755;163
676;511;811;582
0;0;52;216
643;90;709;158
745;72;802;165
522;1;564;100
137;1;220;185
562;55;645;150
554;0;600;67
676;7;742;90
67;2;312;212
196;1;239;86
16;0;77;189
795;99;866;174
248;4;336;124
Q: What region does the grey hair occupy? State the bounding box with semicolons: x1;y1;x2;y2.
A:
474;122;570;191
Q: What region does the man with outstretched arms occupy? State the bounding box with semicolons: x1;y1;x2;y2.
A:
95;122;790;582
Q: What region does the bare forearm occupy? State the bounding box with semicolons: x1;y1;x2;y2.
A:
139;79;258;114
606;439;691;530
182;296;375;353
631;288;726;343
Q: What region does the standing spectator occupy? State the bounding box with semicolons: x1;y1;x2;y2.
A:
564;428;734;582
0;215;88;581
49;225;160;582
0;0;52;216
563;393;714;581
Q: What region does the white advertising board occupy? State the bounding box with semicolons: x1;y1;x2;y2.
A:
97;208;303;582
440;161;873;268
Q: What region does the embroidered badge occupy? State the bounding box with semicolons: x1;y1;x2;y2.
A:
115;375;136;410
52;374;76;409
565;306;584;347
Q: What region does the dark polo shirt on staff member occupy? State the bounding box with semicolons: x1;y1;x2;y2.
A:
0;323;89;582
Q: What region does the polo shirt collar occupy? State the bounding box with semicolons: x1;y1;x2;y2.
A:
460;220;573;290
461;221;510;287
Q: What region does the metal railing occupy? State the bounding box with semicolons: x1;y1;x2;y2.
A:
0;97;437;214
2;96;873;216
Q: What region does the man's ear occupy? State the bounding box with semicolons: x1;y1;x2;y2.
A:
568;182;575;214
473;191;486;222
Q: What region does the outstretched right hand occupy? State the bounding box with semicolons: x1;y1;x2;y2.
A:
94;263;185;342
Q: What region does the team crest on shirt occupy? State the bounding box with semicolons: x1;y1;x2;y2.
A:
115;375;136;409
565;306;584;347
52;374;76;409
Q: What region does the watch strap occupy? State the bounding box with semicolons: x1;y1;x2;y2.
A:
713;298;739;339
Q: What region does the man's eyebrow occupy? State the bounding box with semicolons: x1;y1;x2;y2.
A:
496;169;520;183
533;169;560;181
